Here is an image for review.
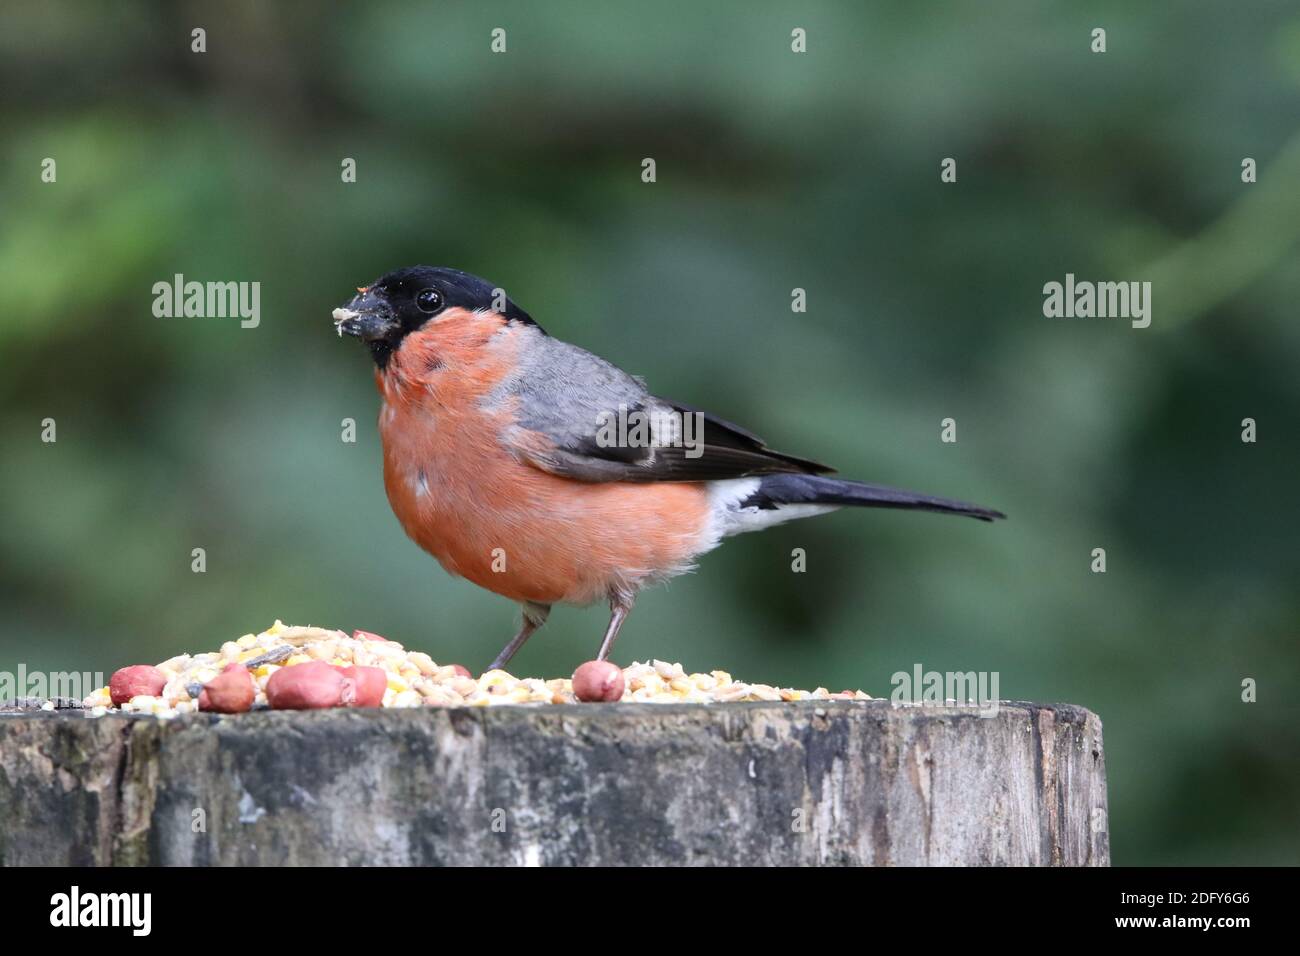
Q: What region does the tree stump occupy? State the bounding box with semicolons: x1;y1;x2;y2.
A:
0;700;1108;865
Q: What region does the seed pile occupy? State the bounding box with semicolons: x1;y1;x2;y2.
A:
80;621;871;719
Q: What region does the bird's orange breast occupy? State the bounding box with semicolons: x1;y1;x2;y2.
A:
376;313;711;606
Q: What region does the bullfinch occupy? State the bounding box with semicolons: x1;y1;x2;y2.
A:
333;266;1003;670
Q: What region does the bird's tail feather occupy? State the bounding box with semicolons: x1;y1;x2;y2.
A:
744;473;1005;522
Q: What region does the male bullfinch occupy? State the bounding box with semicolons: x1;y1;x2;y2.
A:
333;266;1003;670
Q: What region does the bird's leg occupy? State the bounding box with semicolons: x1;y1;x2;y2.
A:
487;602;550;672
595;593;635;661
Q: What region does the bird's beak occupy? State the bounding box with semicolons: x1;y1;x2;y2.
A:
333;288;398;343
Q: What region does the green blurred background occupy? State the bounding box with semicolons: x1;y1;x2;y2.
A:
2;1;1297;865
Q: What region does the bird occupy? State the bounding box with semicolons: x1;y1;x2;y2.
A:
333;265;1004;670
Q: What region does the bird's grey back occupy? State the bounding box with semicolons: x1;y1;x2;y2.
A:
487;327;656;449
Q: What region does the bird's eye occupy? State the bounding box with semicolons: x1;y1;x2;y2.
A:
415;288;443;313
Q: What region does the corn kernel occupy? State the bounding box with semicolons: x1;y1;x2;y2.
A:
408;652;437;675
449;676;478;697
478;669;514;689
652;660;680;679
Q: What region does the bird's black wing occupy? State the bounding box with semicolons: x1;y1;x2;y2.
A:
511;394;834;484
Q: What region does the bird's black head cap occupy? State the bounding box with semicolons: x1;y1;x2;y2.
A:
333;265;543;368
